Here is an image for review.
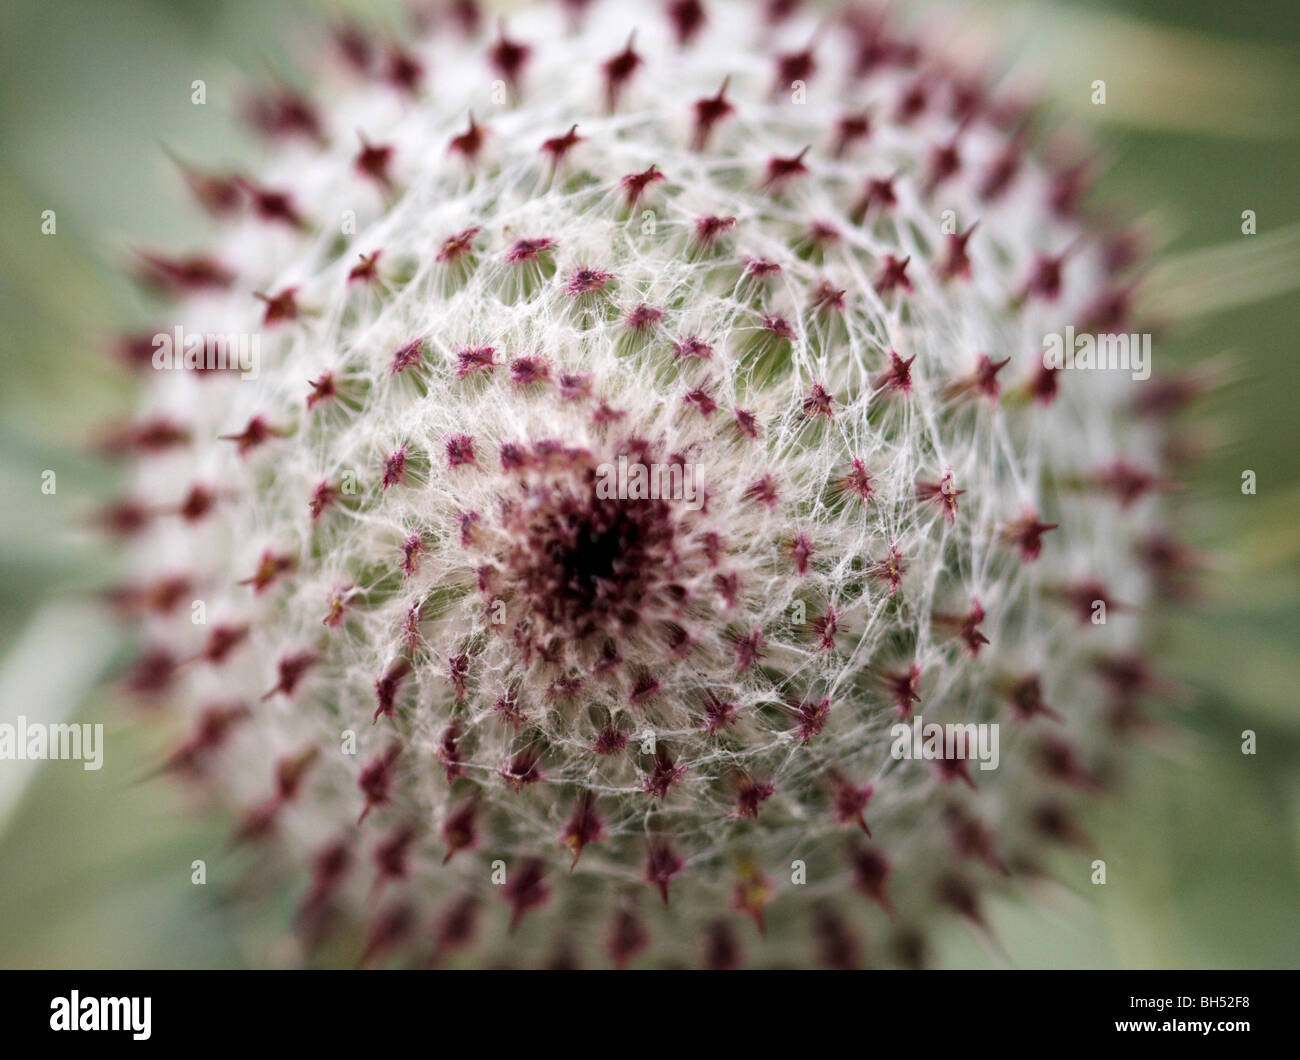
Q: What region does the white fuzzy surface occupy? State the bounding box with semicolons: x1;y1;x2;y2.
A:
128;0;1160;966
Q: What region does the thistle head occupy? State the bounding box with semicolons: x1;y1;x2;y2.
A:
108;0;1193;967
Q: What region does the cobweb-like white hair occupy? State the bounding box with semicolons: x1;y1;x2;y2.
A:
119;0;1166;967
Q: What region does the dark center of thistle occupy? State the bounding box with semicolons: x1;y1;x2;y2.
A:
511;473;678;637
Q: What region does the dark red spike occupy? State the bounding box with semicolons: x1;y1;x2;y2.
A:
693;215;736;247
244;87;324;143
502;859;550;933
883;664;922;717
936;222;979;281
1048;160;1090;217
896;77;930;123
193;623;249;666
95;497;152;537
742;473;779;510
916;469;963;521
359;904;414;967
172;157;243;216
448;112;486;162
1049;576;1124;624
872;350;916;395
602;32;643;111
444;433;478;469
790;693;830;741
731;628;766;673
1036;733;1098;788
1002;510;1057;560
440;800;479;864
847;842;895;916
642;746;686;801
868;542;907;596
437;226;481;263
123;646;177;695
505;236;556;263
333;20;374;74
297;837;352;939
624;302;663;331
644;840;685;905
1089;459;1170;508
666;0;707;47
979;135;1025;202
682;383;717;418
429;895;480;967
499;748;544;792
831;457;874;505
731;775;774;820
937;873;988;931
772;47;816;95
852;174;897;223
704;920;744;969
801;382;835;420
262;650;318;700
357;742;402;823
812;904;861;969
874;254;912;296
438;722;466;782
691;78;733;150
238;549;295;593
540;124;584;167
1005;673;1063;723
731;863;773;935
383;44;423;95
606;908;649;969
400;533;425;578
946;352;1009;400
560;792;605;869
945;805;1007;873
354;135;395;188
829;773;873;835
371;823;417;891
934;597;989;655
307;372;338;410
699;691;738;733
732;407;759;441
391;339;423;375
134;251;235;294
761;145;811;190
673;334;714;359
1018;251;1067;302
488;24;532;90
831;111;871;158
236;178;307;229
454;345;496;377
220;413;284;455
373;659;412;722
924;137;962;194
620;163;664;209
565;267;612;297
811;605;840;652
254;287;300;326
161;702;250;775
592;724;629;755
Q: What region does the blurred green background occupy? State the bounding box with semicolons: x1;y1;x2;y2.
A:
0;0;1296;968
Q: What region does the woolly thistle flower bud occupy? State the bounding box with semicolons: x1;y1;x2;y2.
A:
109;0;1186;968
